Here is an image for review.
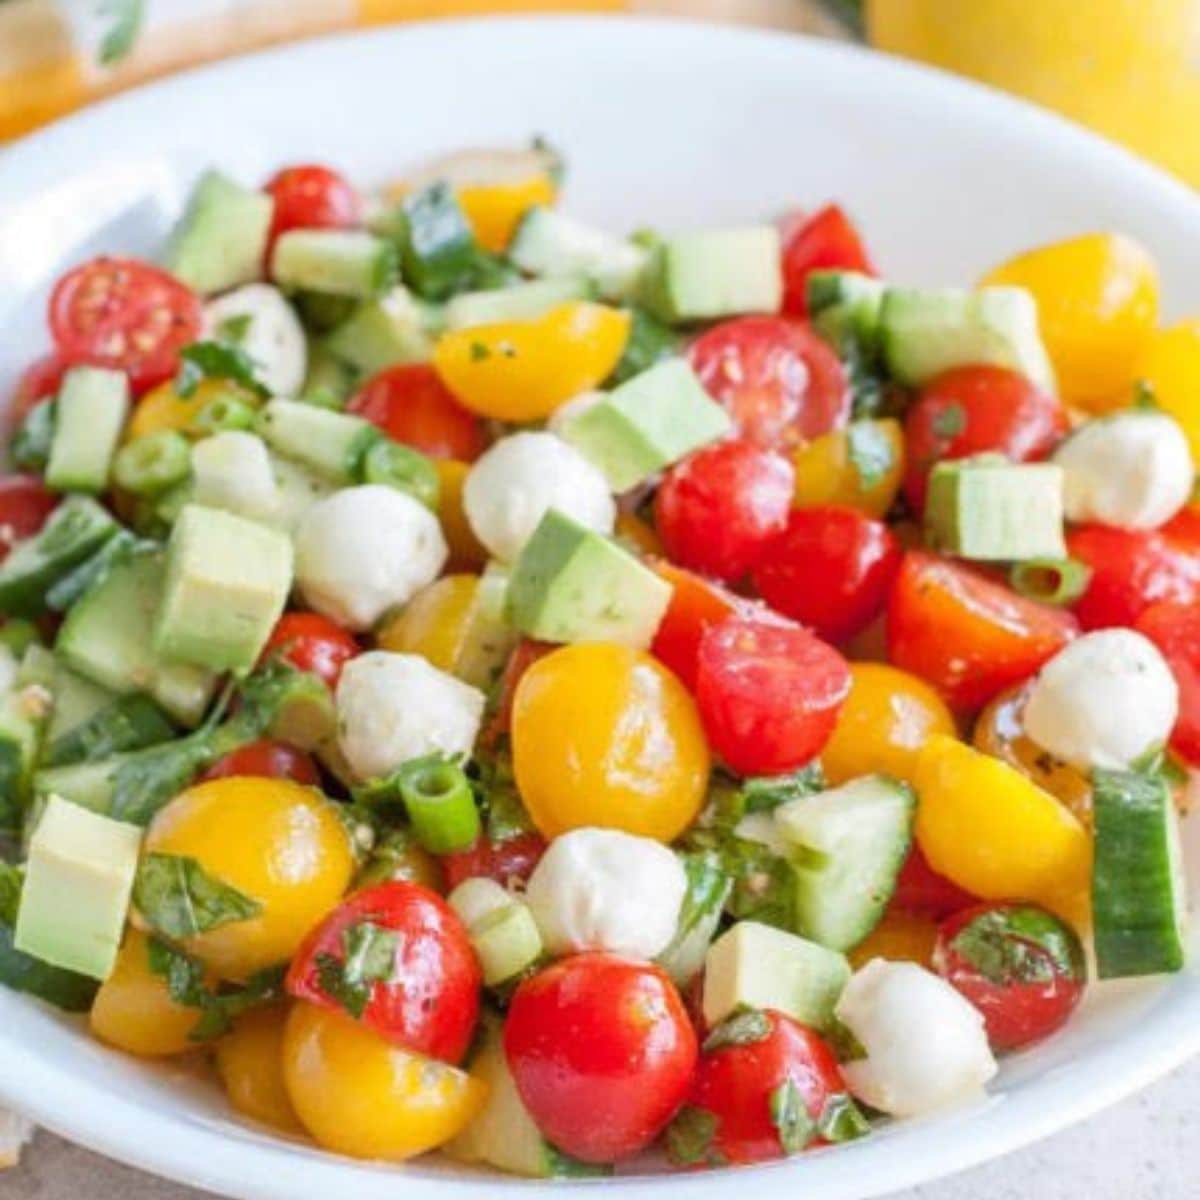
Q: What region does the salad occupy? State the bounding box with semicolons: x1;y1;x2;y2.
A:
0;142;1197;1176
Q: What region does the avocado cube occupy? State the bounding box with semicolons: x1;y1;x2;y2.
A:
155;505;293;673
925;456;1066;561
506;510;673;650
558;360;732;492
14;794;141;979
702;921;851;1033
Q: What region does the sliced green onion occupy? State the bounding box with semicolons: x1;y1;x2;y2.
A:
360;439;440;510
397;756;480;853
471;903;543;987
190;395;257;435
113;431;191;496
1009;557;1092;607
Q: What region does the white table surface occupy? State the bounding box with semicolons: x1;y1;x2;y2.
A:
3;1053;1196;1199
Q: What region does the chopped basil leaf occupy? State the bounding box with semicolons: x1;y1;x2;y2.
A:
10;400;55;472
741;764;825;815
216;314;253;345
0;862;21;926
846;420;894;491
315;920;399;1019
769;1077;816;1156
665;1106;724;1167
817;1093;871;1143
134;852;263;941
99;0;145;65
469;342;491;362
176;341;269;400
702;1008;772;1054
825;1017;868;1063
1132;379;1158;411
544;1146;612;1179
950;904;1084;985
146;935;209;1007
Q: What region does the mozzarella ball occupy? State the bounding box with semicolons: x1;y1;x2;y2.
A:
191;432;281;524
463;432;615;562
1023;629;1179;770
294;485;447;632
1053;411;1193;530
204;284;307;398
836;959;996;1117
335;651;484;782
524;827;686;960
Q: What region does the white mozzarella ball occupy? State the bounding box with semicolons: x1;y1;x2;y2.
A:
294;485;447;632
1053;411;1193;530
191;432;281;524
524;827;687;960
835;959;997;1117
463;431;615;562
204;284;307;397
1023;629;1179;770
335;651;484;782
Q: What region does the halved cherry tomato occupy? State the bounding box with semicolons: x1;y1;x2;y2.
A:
887;551;1078;711
695;617;851;776
286;881;480;1065
10;353;67;429
264;164;361;252
0;476;59;562
260;612;360;689
201;739;321;786
440;832;547;891
504;954;697;1164
347;364;487;462
477;638;554;751
668;1009;852;1166
890;845;978;920
753;506;901;644
902;366;1067;510
934;903;1086;1052
650;561;745;690
1136;601;1200;765
49;257;203;395
781;204;876;317
688;317;850;451
654;440;794;584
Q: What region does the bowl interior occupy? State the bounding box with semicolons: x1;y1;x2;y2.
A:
1;17;1200;1200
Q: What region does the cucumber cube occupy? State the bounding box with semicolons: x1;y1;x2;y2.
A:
45;367;129;495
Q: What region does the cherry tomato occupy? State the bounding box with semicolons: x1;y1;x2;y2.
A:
887;551;1078;711
264;164;361;251
477;638;554;751
0;476;59;562
934;903;1085;1052
287;881;481;1064
504;954;697;1164
902;366;1067;510
440;831;547;891
347;364;487;462
650;561;745;690
781;205;876;317
688;317;850;451
201;739;321;786
260;612;360;689
891;845;978;920
668;1010;851;1166
1136;601;1200;766
655;440;795;583
753;506;901;644
10;353;67;429
49;257;203;395
696;617;851;776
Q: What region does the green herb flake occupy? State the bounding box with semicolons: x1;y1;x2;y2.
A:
949;905;1084;986
468;342;491;363
817;1093;871;1143
703;1008;773;1054
176;341;269;400
216;314;254;345
134;853;263;941
314;921;399;1019
742;763;825;814
1132;379;1159;411
0;862;23;927
846;421;895;491
98;0;145;65
931;402;967;441
769;1077;817;1156
665;1106;725;1168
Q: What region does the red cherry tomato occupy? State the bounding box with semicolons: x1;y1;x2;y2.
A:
655;440;795;583
286;881;481;1064
504;954;697;1164
753;506;901;644
1136;601;1200;766
478;639;554;751
650;561;745;690
1067;518;1200;631
264;164;361;252
688;317;850;451
0;476;59;563
200;739;321;786
902;367;1067;511
48;257;203;395
890;845;978;920
10;353;67;429
781;205;877;317
441;832;547;891
934;903;1085;1052
695;617;851;776
887;551;1078;712
668;1010;852;1166
260;612;360;689
347;364;487;462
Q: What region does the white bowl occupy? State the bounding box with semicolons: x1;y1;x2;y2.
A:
2;16;1200;1200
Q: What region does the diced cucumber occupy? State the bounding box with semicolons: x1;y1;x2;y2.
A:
0;684;50;835
386;182;479;301
44;694;175;768
1092;768;1187;978
509;207;649;301
773;776;915;952
443;277;592;330
18;647;113;747
301;343;361;408
271;231;398;300
44;367;129;495
453;563;518;691
257;399;380;484
31;756;122;818
658;853;731;987
322;287;432;376
807;270;886;354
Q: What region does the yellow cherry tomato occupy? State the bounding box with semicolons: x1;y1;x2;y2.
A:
282;1002;486;1161
458;175;557;253
433;303;631;422
512;643;710;842
436;459;489;572
139;778;355;980
981;233;1159;407
127;379;259;441
792;419;906;518
215;1005;303;1134
849;910;938;970
914;735;1091;923
377;574;480;673
821;663;956;786
90;930;210;1057
1136;319;1200;463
